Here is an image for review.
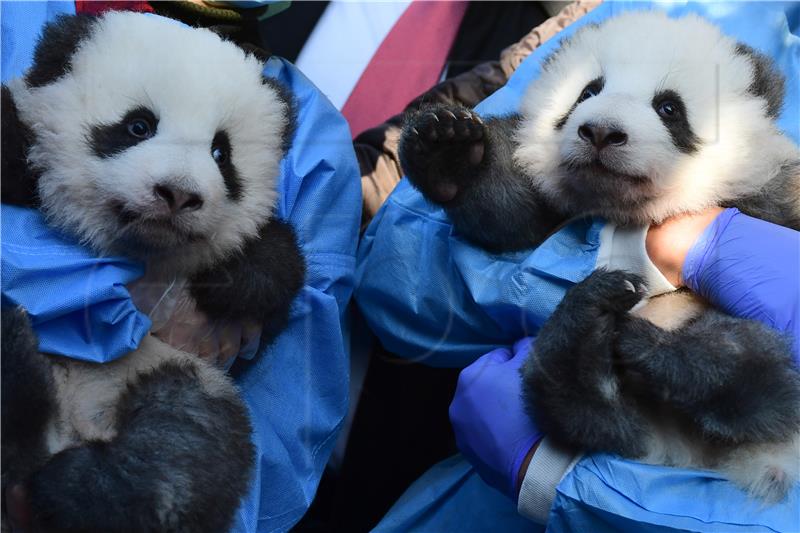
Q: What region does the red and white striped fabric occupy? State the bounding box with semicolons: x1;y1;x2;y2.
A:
297;0;467;137
74;1;153;15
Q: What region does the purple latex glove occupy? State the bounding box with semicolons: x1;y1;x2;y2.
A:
449;336;542;499
683;208;800;360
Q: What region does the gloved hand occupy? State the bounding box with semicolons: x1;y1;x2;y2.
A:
647;207;799;359
449;336;542;499
683;208;799;347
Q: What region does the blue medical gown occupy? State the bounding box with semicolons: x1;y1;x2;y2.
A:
358;1;800;531
1;5;361;532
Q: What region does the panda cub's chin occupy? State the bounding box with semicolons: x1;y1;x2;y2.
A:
114;218;205;255
109;201;206;252
552;161;659;223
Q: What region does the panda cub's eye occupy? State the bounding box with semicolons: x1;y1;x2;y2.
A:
577;78;604;104
578;87;598;103
657;101;677;118
653;91;686;121
211;131;232;168
127;118;154;139
211;146;228;165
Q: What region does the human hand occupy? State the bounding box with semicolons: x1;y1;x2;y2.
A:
449;337;543;499
127;278;261;367
151;303;261;368
645;206;724;287
647;207;799;356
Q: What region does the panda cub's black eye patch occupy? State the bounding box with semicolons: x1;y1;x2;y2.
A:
90;107;158;158
555;77;604;129
212;131;241;201
577;78;604;104
652;90;700;154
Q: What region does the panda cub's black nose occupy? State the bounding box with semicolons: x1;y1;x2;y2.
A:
153;184;204;214
578;123;628;150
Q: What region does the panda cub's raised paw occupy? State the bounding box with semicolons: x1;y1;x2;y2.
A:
399;104;486;204
406;105;485;151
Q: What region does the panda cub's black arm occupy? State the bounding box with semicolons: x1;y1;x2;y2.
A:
189;219;305;342
399;103;564;253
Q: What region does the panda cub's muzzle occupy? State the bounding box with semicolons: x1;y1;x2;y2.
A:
577;122;629;150
112;179;207;251
563;120;650;185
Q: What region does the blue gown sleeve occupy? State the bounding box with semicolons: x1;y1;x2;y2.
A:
550;454;800;533
356;188;604;368
1;205;152;362
231;57;360;533
1;1;75;83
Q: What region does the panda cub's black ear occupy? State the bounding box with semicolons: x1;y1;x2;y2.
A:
25;14;97;88
262;76;297;155
735;43;786;120
1;86;38;206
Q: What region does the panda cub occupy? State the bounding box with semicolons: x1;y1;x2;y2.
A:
1;12;304;532
400;11;800;501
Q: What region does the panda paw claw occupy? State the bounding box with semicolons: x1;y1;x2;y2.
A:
409;106;484;149
400;104;486;204
568;269;648;317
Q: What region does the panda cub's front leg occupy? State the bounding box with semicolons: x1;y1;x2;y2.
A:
521;269;652;457
400;104;487;205
399;104;564;252
190;218;306;348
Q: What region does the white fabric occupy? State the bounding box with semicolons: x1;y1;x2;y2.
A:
596;223;677;297
517;438;580;523
295;0;412;110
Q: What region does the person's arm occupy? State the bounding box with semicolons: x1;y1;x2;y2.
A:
644;207;725;287
1;205;151;363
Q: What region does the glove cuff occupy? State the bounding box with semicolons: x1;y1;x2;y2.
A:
517;437;579;523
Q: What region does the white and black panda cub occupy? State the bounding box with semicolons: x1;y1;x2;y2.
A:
1;12;304;532
400;11;800;501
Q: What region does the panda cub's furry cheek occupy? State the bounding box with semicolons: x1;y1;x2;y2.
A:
89;106;159;158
